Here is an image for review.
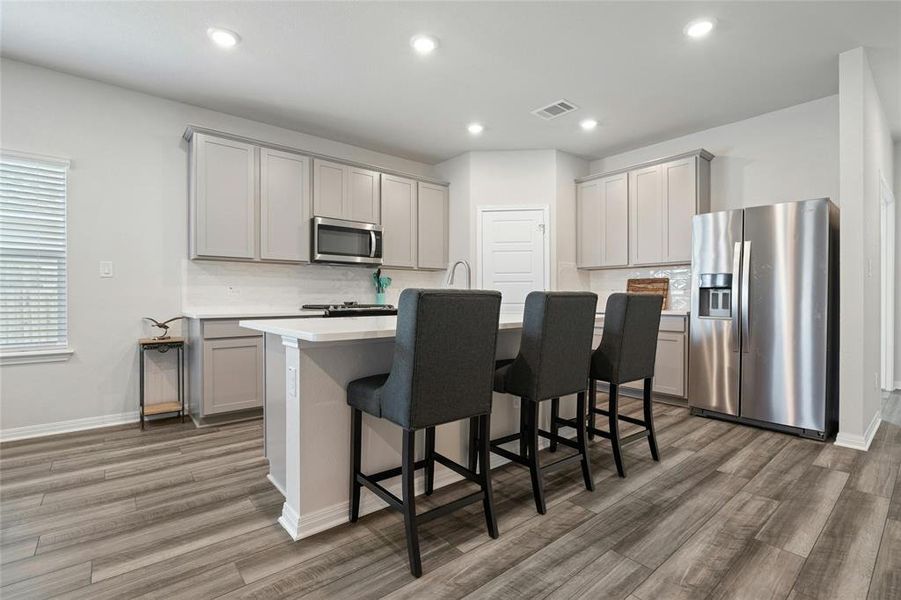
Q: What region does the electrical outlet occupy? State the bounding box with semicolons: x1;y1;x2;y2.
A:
288;367;297;397
99;261;113;278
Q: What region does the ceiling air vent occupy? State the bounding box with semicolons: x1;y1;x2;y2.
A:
531;99;579;120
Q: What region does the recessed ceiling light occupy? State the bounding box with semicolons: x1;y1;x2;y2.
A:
207;27;240;49
410;34;438;55
683;19;715;39
467;123;484;135
580;118;598;131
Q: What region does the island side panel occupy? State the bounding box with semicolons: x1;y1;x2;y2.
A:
294;337;397;538
264;332;287;495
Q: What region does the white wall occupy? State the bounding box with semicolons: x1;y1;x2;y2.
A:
589;95;840;212
436;149;589;292
554;151;591;290
0;59;442;434
838;47;894;448
895;141;901;390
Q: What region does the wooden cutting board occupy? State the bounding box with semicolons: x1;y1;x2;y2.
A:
627;277;669;309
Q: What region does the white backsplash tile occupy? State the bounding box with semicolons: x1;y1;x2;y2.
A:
181;259;445;311
589;265;692;310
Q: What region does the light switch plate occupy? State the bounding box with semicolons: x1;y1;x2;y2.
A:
99;261;114;278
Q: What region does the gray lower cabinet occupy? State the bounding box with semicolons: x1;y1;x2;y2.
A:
592;314;688;399
188;318;265;421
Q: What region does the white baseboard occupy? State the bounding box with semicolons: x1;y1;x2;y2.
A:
894;380;901;392
835;410;882;451
277;436;562;540
0;411;140;442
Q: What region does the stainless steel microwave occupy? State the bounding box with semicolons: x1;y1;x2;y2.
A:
312;217;383;266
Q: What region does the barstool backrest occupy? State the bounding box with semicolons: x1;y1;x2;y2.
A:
380;289;502;430
502;291;598;401
592;293;664;384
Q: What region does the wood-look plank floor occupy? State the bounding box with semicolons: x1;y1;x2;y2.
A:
1;393;899;599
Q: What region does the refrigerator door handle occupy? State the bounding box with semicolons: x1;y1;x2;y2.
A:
731;241;742;353
741;241;751;353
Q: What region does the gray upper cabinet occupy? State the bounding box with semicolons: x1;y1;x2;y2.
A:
629;164;665;266
260;148;310;262
191;133;256;259
417;182;449;270
577;172;628;269
187;128;449;271
313;159;381;224
661;156;699;263
348;166;381;223
381;174;417;268
577;149;712;270
312;159;347;220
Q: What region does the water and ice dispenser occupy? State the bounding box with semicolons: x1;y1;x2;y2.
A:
697;273;733;318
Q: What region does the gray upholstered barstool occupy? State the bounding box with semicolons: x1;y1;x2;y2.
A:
346;289;502;578
488;291;598;515
582;292;664;478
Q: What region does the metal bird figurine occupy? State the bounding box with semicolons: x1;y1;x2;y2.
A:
143;316;184;340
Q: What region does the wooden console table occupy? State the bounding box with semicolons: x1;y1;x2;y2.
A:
139;337;186;429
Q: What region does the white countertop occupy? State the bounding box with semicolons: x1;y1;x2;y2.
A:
182;307;326;319
240;314;527;343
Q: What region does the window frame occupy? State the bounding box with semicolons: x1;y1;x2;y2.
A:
0;150;73;365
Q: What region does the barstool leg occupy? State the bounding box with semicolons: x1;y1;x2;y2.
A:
349;408;362;522
467;417;479;474
609;384;626;478
478;414;499;539
588;379;597;440
525;400;547;514
401;429;422;577
576;391;594;491
425;427;436;495
519;403;528;459
548;398;560;452
644;378;660;462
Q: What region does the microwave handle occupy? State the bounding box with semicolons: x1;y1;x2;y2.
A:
370;230;377;258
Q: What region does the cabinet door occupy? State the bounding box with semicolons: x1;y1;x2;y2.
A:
577;180;603;268
380;174;417;268
312;159;346;219
652;332;686;397
417;182;449;270
661;157;696;263
600;173;629;267
192;134;256;259
629;164;664;265
203;337;264;414
347;167;381;224
260;148;310;262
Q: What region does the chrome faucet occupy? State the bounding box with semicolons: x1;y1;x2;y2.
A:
446;259;472;289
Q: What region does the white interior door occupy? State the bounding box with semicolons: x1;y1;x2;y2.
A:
479;208;548;314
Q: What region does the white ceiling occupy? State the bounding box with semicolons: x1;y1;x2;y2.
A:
1;1;898;164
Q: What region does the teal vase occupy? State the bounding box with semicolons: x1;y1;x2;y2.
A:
375;292;386;305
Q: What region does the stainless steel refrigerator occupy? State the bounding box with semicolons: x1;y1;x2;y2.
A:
688;198;839;439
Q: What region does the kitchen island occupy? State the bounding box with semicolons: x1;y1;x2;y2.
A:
240;314;567;541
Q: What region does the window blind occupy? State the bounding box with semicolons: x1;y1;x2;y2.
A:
0;153;68;351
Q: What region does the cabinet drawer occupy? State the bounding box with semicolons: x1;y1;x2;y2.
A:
202;319;263;339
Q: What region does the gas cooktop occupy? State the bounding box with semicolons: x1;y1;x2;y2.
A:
301;302;397;317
